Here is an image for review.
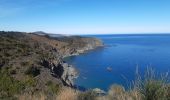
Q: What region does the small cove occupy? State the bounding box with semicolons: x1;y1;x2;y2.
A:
64;34;170;91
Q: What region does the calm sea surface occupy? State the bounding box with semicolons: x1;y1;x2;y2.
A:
64;34;170;91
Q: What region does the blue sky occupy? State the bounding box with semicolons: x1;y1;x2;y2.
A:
0;0;170;34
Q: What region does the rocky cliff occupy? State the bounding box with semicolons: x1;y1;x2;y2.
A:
49;35;103;57
0;31;103;95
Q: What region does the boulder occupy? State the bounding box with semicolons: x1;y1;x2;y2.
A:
93;88;106;95
42;59;78;86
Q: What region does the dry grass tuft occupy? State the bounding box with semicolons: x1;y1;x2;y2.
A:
56;87;79;100
97;85;142;100
16;87;78;100
18;92;46;100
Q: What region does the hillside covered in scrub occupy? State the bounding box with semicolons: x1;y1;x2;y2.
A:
0;31;103;99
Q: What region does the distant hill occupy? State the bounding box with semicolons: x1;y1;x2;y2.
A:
32;31;65;37
32;31;47;35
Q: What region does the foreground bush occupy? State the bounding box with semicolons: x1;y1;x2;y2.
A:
0;68;24;99
78;90;97;100
140;69;170;100
56;87;78;100
1;68;170;100
97;68;170;100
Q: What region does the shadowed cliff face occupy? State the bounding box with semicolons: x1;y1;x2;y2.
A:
41;59;78;87
0;31;103;94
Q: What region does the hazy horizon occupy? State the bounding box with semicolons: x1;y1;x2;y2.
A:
1;0;170;34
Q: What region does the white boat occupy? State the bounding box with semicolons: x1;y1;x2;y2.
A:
107;67;112;71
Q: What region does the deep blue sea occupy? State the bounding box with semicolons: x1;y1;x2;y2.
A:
64;34;170;91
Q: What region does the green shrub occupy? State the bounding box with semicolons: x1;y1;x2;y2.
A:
9;69;16;75
142;80;168;100
24;66;40;77
20;61;31;66
135;68;170;100
4;52;11;57
0;68;25;98
46;81;60;94
166;86;170;100
23;76;37;87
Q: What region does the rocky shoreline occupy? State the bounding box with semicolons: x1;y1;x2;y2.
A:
44;35;104;87
0;31;103;94
43;35;104;87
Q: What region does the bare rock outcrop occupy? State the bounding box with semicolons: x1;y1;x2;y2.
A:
41;59;78;86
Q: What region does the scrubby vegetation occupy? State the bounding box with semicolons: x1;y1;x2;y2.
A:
0;68;24;99
24;66;40;77
0;31;64;99
0;31;169;100
5;68;168;100
46;81;61;94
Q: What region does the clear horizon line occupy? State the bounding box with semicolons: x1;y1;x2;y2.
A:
1;30;170;35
